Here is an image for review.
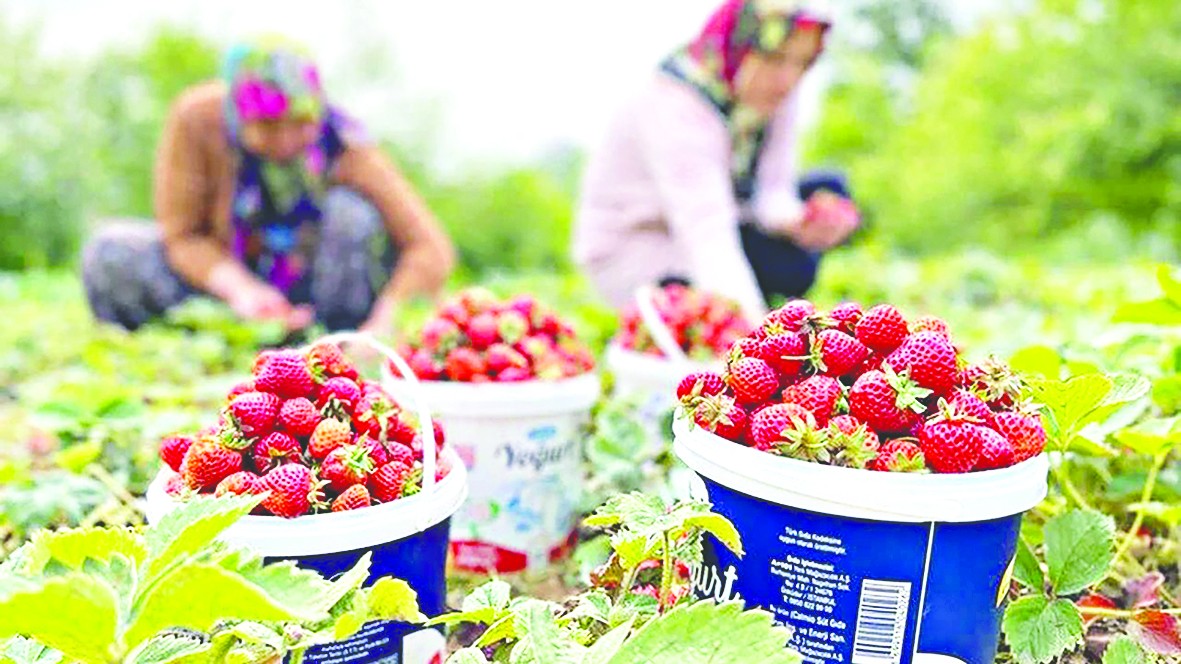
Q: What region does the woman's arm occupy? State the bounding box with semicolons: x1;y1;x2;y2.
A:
752;96;806;232
334;145;456;330
637;78;769;324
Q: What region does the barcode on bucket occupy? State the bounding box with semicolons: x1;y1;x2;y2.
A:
850;579;910;664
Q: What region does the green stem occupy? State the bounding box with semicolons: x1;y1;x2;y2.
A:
1112;452;1168;570
1051;458;1093;511
1079;606;1181;618
86;464;137;505
659;533;674;612
617;560;639;605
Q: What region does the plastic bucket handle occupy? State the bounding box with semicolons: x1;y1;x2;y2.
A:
314;331;439;532
634;285;687;361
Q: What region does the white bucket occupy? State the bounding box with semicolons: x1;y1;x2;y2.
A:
384;373;600;574
606;344;721;438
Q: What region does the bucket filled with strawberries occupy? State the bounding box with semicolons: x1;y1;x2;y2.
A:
673;300;1050;664
384;288;599;575
145;335;467;664
606;284;751;443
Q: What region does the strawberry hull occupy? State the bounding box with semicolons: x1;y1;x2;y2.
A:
145;447;468;664
674;420;1049;664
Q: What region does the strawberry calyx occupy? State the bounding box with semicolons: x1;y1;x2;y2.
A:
882;365;932;413
216;421;253;451
774;414;831;464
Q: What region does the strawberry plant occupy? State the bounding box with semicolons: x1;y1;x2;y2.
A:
0;494;421;663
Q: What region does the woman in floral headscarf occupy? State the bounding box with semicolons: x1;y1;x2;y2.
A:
573;0;859;323
83;37;454;334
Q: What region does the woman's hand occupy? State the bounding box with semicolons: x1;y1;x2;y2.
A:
358;295;397;340
785;191;860;252
208;260;311;330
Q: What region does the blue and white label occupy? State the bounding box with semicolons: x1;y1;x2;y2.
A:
693;475;1022;664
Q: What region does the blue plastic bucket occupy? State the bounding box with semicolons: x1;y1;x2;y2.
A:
674;420;1048;664
145;447;468;664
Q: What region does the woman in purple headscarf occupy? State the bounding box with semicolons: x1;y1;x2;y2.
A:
574;1;860;323
83;36;455;334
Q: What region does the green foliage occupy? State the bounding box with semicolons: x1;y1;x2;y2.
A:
1003;596;1085;664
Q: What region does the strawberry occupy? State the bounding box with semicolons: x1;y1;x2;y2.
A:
308;418;352;460
321;444;376;492
848;368;931;434
421;317;462;352
486;343;529;374
352;393;393;438
228;391;281;438
497;366;533;382
992;409;1046;463
434;454;453;482
332;484;372;512
857;352;886;377
254;350;316;399
466;313;500;350
408;349;444;381
317;376;363;419
278;397;320;438
975;427;1017;470
829;302;864;335
947;389;994;427
306;342;358;381
726;357;778;405
910;315;950;339
431;419;447;447
370;461;414;502
676;371;726;406
497;310;531;345
728;337;763;362
811;329;869;377
869;440;927;472
181;436;243;490
384;411;419;446
918;403;986;473
959;357;1024;409
507;294;539;325
691;394;748;442
855;304;909;354
757;333;808;377
444;347;487;382
261;463;318;518
159;434;194;473
781;375;843;426
768;300;816;333
216;471;262;497
164;474;189;497
226;380;256;402
437;299;472;327
252;350;277;376
827;415;880;469
252;431;301;472
458;287;499;315
749;403;828;460
885;332;958;396
382;441;415;468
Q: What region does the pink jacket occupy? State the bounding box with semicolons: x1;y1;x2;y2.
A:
573;72;803;321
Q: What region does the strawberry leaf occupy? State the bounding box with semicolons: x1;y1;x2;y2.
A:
1009;345;1063;380
1002;596;1084;664
125;632;209;664
17;526;146;575
144;494;263;582
1044;509;1116;595
0;637;62;664
583;617;635;664
1027;373;1112;450
1013;537;1044;591
365;577;423;623
1112;298;1181;326
1077;594;1117;626
0;573;121;663
445;649;492;664
1114;415;1181;456
1157;264;1181;306
510;600;585;663
1124;572;1165;609
606;601;801;664
681;513;744;558
1102;636;1148;664
1127;501;1181;528
1130;609;1181;655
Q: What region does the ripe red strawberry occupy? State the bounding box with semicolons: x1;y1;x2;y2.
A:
317;376;362;412
959;357;1024;409
278;397;320;438
497;310;531;345
309;418;352;460
869;439;927;472
261;463;317;518
676;371;726;405
885;332;959;395
781;375;843;426
757;333;808;377
507;294;539;324
216;471;262;497
910;315;950;339
181;436;243;490
321;444;377;492
421;317;463;352
728;336;763;362
497;366;533;382
918;406;986;473
691;394;749;442
827;415;880;469
748;403;827;459
332;484;372;512
252;350;277;376
228;391;281;438
975;427;1016;470
486;343;529;374
767;300;816;333
857;352;885;377
306;342;358;380
855;304;909;354
252;431;301;472
726;357;778;405
379;440;415;468
812;329;869;377
164;474;189;497
160;434;194;473
829;302;864;335
408;349;444;381
226;380;256;402
466;313;500;350
992;410;1046;463
352;393;392;438
254;350;316;399
370;461;414;502
947;389;994;427
849;368;931;434
445;347;488;382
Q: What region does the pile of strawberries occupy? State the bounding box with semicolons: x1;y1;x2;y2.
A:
613;283;751;360
678;300;1046;473
159;341;450;517
399;288;596;382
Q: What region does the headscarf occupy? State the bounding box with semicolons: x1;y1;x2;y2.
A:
661;0;832;197
222;36;346;293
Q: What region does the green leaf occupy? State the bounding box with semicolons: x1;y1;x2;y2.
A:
0;574;120;664
19;527;146;575
126;633;210;664
475;614;519;648
567;591;612;626
1103;636;1147;664
123;563;303;649
143;494;263;581
1114;416;1181;457
1044;510;1116;595
509;600;584;664
583;618;635;664
213;547;368;619
211;622;283;652
583;493;666;529
1027;374;1112;448
52;441;103;474
1009;346;1063;379
1087;375;1153;427
1127;502;1181;528
1013;537;1045;591
608;601;800;664
446;648;492;664
1112;298;1181;326
1152;375;1181;415
682;514;744;557
611;534;654;571
1;637;62;664
366;577;423;622
462;580;513;623
1002;596;1083;664
1157;264;1181;306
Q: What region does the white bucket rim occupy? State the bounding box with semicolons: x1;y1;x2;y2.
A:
383;371;601;417
605;344;723;377
144;447;469;557
673;417;1049;523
